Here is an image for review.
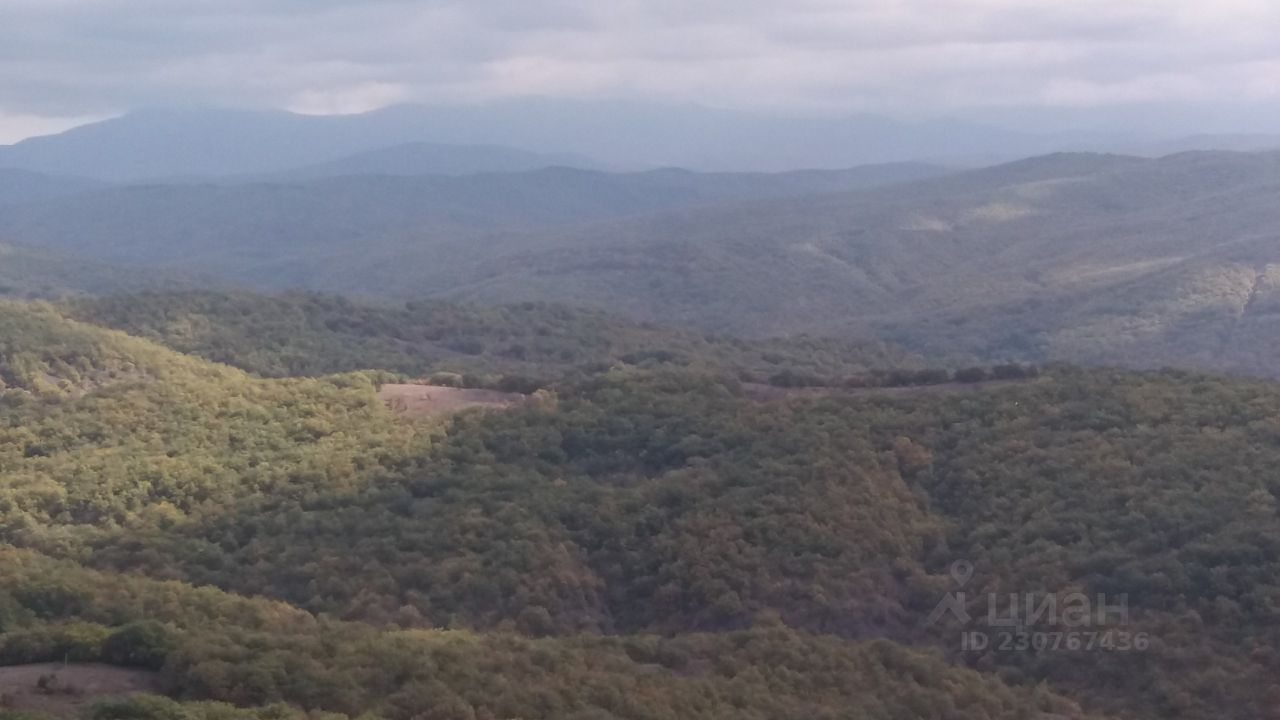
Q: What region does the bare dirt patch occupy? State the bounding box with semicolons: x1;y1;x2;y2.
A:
379;383;526;417
0;663;161;717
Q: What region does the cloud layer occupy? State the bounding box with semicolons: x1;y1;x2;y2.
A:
3;0;1280;140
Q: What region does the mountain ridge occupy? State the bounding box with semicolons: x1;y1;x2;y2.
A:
0;100;1137;178
258;141;608;180
7;149;1280;377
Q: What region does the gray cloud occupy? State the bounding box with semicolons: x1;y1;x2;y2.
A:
2;0;1280;141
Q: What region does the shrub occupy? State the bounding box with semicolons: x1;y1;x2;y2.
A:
12;584;90;620
0;622;110;665
103;621;176;670
991;363;1038;380
767;370;827;388
0;592;31;632
427;372;464;388
953;367;989;383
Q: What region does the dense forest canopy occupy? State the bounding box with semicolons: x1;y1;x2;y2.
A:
59;291;919;383
1;296;1279;719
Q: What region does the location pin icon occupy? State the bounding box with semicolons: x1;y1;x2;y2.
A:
950;560;974;587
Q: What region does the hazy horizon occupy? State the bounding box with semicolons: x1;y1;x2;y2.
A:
5;0;1280;144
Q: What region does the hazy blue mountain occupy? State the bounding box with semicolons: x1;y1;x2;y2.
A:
1130;133;1280;157
0;101;1049;179
0;107;604;180
0;107;336;180
7;100;1280;181
15;148;1265;377
0;168;103;207
344;100;1046;171
267;141;606;179
426;150;1280;378
0;163;950;274
12;147;1280;376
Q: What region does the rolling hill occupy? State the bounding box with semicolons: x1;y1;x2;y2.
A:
59;290;919;381
0;241;194;299
416;150;1280;377
8;150;1280;378
267;141;605;179
0;163;950;284
0;299;1074;720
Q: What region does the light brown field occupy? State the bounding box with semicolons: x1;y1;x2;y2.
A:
378;383;526;417
0;663;161;717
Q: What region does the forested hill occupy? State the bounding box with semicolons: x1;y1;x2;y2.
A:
0;163;948;281
0;241;194;299
11;151;1280;379
424;150;1280;371
60;290;920;381
0;299;1072;720
4;297;1280;719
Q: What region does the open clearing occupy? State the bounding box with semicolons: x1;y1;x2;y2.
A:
378;383;526;417
0;663;161;717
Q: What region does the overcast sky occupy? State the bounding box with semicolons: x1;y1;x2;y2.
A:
3;0;1280;142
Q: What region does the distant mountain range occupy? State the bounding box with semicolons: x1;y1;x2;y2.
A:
6;149;1280;376
0;162;951;281
428;150;1280;378
0;106;616;180
7;115;1280;378
4;100;1279;180
0;167;103;206
266;142;606;180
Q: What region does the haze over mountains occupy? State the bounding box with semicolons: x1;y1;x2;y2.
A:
0;163;949;278
4;104;1280;379
466;150;1280;378
3;101;1280;180
0;168;102;207
266;142;606;180
5;137;1280;378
